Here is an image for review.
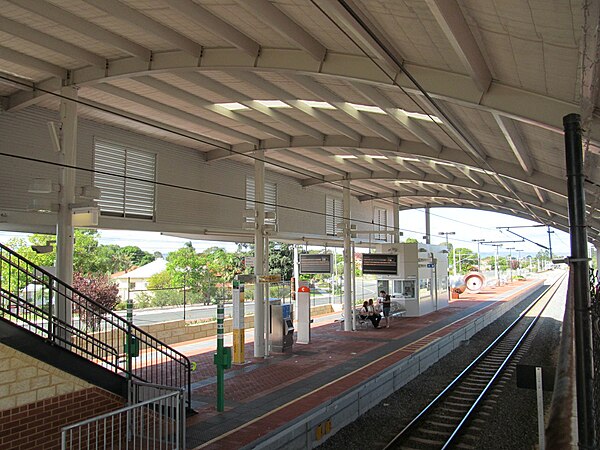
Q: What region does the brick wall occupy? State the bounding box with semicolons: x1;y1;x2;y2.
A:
0;387;123;450
0;343;124;449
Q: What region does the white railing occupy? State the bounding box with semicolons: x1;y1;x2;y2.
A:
61;382;185;450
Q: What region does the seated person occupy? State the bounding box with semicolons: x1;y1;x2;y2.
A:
359;301;369;320
367;298;382;328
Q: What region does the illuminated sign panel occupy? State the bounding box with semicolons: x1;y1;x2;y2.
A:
299;254;333;274
362;254;398;275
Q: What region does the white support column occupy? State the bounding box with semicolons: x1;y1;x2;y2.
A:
425;205;431;244
55;85;77;328
343;180;353;331
392;197;400;243
263;233;269;358
595;245;599;270
253;151;265;357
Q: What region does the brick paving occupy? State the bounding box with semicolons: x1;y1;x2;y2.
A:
167;279;544;449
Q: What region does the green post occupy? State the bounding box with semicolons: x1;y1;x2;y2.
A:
213;303;231;412
126;286;133;380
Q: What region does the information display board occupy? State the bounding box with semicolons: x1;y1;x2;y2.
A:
362;254;398;275
299;254;333;274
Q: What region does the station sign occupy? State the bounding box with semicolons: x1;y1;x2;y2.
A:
258;274;282;283
299;254;333;274
362;253;399;275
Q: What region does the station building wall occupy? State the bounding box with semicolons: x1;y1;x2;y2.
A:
0;106;383;239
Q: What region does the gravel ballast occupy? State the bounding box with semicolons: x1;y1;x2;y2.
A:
317;279;565;450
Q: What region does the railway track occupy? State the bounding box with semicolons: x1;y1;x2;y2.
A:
383;274;567;450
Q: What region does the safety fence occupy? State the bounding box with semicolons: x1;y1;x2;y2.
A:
0;242;192;409
591;267;600;440
546;268;599;449
61;382;185;450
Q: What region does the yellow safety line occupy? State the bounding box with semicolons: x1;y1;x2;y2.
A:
192;280;542;449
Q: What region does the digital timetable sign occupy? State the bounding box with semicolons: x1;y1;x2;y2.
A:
299;254;333;274
362;254;399;275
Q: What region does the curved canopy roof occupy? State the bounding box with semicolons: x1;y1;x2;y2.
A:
0;0;599;245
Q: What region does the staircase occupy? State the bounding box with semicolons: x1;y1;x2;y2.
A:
0;242;192;409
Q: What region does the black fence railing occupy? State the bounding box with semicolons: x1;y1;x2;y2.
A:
0;242;192;409
591;267;600;438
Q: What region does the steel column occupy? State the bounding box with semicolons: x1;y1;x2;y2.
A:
425;205;431;244
55;85;77;329
343;180;352;331
563;113;596;449
392;197;400;243
253;151;265;357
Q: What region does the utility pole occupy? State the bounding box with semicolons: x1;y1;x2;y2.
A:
482;243;502;286
547;225;554;259
473;239;485;270
506;247;515;282
439;231;455;275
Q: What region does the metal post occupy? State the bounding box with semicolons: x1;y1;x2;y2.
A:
56;85;77;332
507;247;514;282
547;225;554;260
254;152;265;357
425;205;431;244
343;180;352;331
393;197;400;244
183;272;187;321
216;303;225;411
563;113;596;448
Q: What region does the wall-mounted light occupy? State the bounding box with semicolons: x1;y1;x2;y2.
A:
71;206;99;226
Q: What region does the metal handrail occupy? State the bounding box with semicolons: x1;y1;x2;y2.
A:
61;382;185;450
0;242;192;409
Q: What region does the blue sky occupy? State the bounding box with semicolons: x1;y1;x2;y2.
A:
0;208;578;257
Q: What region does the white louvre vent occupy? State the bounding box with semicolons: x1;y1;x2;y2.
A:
374;207;388;241
93;139;156;220
245;176;277;221
326;196;342;236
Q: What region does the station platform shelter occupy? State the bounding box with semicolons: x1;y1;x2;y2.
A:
177;278;546;449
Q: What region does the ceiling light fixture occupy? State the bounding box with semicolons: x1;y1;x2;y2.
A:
348;103;385;114
336;155;358;159
255;100;291;108
366;155;387;159
300;100;335;109
215;102;248;111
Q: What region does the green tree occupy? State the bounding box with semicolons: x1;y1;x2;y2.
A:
120;246;155;266
268;243;294;280
453;247;478;274
405;237;419;244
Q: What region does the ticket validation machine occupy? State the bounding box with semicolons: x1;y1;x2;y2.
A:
270;302;294;352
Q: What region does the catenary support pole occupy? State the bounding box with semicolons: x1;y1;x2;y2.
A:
425;204;431;244
343;180;352;332
392;197;400;243
563;113;596;448
253;151;265;357
56;85;77;333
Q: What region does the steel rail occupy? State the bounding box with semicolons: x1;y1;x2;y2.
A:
383;273;567;449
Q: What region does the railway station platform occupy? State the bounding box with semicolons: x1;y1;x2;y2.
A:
178;277;548;450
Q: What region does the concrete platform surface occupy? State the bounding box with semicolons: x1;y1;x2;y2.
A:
172;277;548;449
